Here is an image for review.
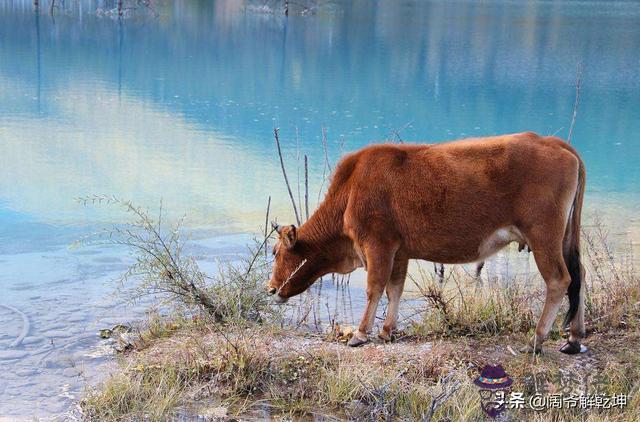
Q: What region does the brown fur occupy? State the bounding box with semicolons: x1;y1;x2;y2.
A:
269;132;586;352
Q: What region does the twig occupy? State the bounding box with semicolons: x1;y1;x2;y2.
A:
274;128;301;225
304;155;309;221
264;196;271;258
390;121;412;143
296;127;302;218
321;126;332;173
276;258;308;295
245;228;277;277
423;372;461;421
567;62;583;144
355;368;408;420
317;127;332;204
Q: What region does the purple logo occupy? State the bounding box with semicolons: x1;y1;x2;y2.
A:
474;364;513;418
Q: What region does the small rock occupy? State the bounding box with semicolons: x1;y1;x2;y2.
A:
99;324;132;339
98;329;112;339
202;406;228;418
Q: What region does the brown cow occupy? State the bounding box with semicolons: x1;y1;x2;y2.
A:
268;132;586;355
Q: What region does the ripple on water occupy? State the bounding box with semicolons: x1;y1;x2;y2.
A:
20;336;45;345
0;350;29;361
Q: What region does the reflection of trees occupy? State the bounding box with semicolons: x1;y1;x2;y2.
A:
34;2;41;113
1;0;639;189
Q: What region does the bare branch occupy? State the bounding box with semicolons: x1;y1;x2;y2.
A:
567;62;583;144
304;154;309;221
274;128;301;225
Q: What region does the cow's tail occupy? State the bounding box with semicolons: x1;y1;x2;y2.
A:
562;154;586;330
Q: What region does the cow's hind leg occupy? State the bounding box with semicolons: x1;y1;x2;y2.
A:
561;262;587;354
475;261;485;280
379;257;408;342
523;246;571;354
434;263;444;283
348;243;396;347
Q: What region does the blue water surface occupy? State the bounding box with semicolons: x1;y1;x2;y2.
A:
1;0;640;418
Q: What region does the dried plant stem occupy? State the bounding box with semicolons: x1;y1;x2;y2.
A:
296;127;302;217
321;126;332;174
264;195;271;258
567;62;583;144
390;121;412;143
317;127;332;204
304;154;309;221
274;128;301;225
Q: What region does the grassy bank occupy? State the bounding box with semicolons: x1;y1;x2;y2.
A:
79;203;640;420
82;322;640;420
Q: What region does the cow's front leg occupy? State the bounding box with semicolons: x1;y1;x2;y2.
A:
348;244;396;347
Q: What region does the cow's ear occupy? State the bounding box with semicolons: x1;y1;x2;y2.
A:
281;225;297;249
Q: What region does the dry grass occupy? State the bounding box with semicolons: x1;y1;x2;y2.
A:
82;322;640;421
83;325;467;420
80;211;640;420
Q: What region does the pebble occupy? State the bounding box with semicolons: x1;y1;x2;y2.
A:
203;406;228;418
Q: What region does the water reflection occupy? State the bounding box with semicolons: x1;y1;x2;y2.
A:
1;1;640;231
0;85;294;227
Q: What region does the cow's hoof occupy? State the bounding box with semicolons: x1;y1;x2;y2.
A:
378;330;392;342
560;341;588;355
520;344;542;355
347;333;369;347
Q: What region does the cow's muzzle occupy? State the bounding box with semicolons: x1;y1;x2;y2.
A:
273;294;289;304
268;287;277;295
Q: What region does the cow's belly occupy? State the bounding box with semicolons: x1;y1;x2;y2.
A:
475;225;526;260
406;225;526;264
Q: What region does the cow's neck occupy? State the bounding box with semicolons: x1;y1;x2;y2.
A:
298;194;348;254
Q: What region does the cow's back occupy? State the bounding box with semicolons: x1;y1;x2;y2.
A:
341;132;581;263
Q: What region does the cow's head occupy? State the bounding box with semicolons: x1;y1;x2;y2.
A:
267;222;318;303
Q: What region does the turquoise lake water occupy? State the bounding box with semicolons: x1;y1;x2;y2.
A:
1;0;640;418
